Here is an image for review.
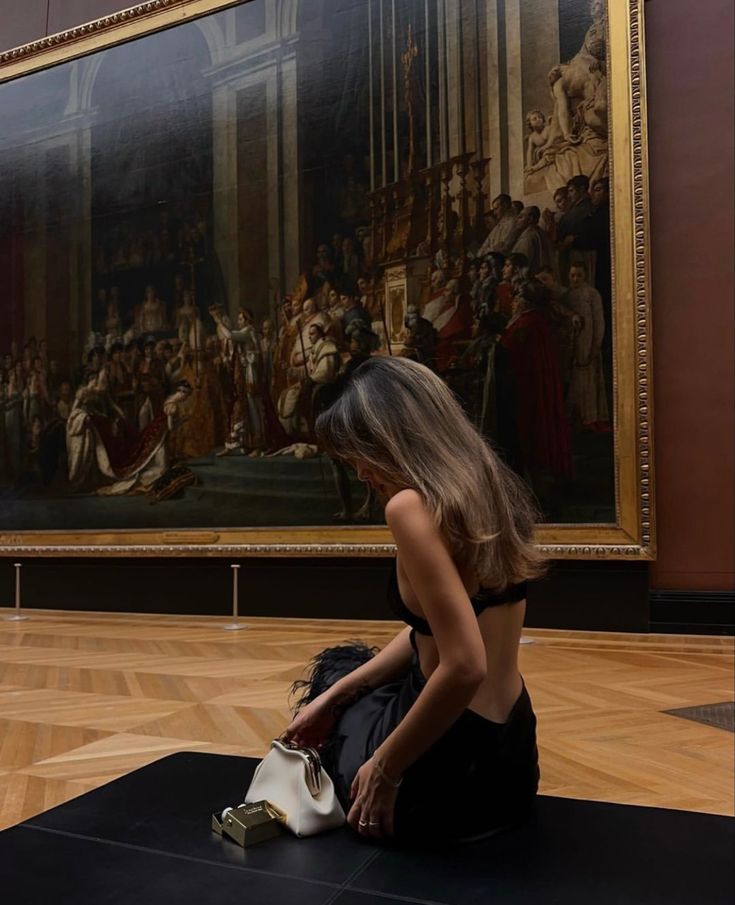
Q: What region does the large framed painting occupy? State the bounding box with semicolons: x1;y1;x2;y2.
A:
0;0;654;558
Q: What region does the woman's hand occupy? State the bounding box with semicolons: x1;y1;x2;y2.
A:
347;758;399;841
279;691;339;751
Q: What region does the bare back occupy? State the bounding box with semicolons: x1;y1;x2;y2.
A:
396;559;526;724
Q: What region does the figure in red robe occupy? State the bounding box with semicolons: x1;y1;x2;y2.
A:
497;281;572;481
423;279;473;373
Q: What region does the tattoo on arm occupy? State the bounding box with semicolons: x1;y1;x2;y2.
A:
329;682;373;718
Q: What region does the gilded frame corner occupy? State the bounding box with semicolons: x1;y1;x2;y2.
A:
0;0;655;560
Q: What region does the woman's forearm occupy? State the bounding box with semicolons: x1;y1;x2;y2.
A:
374;664;483;779
326;627;414;707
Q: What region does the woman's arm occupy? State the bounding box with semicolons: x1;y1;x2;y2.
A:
373;490;487;780
282;624;414;751
210;308;233;341
323;625;415;713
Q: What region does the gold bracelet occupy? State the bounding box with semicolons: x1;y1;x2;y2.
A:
372;756;403;788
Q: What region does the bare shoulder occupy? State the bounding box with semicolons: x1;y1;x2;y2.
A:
385;489;438;540
385;488;426;521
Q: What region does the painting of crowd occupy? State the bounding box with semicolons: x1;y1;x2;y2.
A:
447;175;612;511
0;170;611;518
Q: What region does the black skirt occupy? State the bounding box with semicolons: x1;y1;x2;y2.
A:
292;637;540;847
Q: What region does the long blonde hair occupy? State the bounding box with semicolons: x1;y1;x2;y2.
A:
316;356;545;589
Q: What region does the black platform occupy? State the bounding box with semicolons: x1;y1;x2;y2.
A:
1;753;733;905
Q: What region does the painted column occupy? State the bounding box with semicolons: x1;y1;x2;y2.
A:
280;49;300;292
212;81;240;318
23;154;46;345
265;68;282;294
485;0;502;196
424;0;432;169
504;0;524;199
456;0;466;155
70;123;93;359
368;0;376;191
379;0;387;186
391;0;399;182
437;0;448;162
473;0;483;160
444;0;463;158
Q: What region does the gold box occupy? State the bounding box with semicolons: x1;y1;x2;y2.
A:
211;800;284;848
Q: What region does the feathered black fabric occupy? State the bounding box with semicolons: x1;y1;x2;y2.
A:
289;640;378;712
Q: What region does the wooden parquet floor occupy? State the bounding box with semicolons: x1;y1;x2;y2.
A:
0;608;732;831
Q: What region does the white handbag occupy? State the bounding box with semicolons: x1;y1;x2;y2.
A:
244;739;345;837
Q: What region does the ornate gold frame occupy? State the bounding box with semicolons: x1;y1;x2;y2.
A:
0;0;654;560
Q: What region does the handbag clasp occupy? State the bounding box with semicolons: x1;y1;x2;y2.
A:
272;739;323;796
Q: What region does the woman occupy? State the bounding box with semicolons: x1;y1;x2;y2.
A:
135;285;168;334
104;298;122;338
174;289;199;344
281;356;543;846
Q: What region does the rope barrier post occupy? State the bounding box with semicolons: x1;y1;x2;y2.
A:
223;563;248;631
4;563;29;622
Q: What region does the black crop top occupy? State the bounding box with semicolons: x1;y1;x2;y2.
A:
388;560;527;636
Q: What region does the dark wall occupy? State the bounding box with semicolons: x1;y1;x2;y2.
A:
645;0;735;594
0;557;652;634
0;0;733;632
0;0;125;47
0;0;47;52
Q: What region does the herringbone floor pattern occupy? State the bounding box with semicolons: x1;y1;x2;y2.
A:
0;609;732;830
